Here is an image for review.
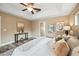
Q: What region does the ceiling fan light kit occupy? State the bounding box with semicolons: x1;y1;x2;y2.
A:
27;7;33;11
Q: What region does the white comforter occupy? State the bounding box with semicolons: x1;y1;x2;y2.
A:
12;37;55;56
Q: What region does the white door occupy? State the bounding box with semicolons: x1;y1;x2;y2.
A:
0;16;1;44
39;22;46;37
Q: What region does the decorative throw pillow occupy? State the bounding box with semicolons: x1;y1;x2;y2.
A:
67;36;79;49
55;37;62;42
55;35;62;42
71;45;79;56
54;39;70;56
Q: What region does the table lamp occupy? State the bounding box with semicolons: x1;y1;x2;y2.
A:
63;26;70;35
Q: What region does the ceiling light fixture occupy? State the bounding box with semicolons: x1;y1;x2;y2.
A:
27;7;33;11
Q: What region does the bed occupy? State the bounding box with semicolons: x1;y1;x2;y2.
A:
12;37;55;56
12;35;79;56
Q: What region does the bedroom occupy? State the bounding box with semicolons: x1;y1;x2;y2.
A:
0;3;79;56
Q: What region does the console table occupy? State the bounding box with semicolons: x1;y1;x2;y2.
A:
14;33;28;43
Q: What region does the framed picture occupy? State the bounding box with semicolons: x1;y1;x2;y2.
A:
48;24;54;33
16;22;24;33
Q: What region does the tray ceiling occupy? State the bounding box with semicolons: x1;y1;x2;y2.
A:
0;3;77;20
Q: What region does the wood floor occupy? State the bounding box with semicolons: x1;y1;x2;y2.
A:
0;39;32;54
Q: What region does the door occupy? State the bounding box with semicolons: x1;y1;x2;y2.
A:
40;22;46;37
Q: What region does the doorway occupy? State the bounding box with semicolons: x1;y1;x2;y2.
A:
39;22;46;37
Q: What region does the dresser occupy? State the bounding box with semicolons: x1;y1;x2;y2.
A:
14;33;28;43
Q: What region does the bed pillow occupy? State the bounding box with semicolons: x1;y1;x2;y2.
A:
67;36;79;49
54;39;70;56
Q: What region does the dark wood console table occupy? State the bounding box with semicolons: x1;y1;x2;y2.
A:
14;33;28;43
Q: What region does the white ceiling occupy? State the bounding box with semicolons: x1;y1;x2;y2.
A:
0;3;77;20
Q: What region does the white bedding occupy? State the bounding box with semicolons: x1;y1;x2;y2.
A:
12;37;55;56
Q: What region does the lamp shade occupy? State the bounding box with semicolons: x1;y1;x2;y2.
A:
63;26;70;30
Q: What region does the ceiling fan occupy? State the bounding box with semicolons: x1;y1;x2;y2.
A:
20;3;41;14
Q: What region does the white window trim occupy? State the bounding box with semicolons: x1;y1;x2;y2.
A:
75;15;78;25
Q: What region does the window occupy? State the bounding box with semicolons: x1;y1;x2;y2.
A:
75;12;79;25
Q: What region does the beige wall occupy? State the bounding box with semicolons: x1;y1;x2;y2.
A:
0;12;32;44
32;16;70;37
32;21;40;37
69;4;79;36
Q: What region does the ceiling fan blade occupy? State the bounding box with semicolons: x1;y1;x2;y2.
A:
33;8;41;11
22;8;27;11
28;3;34;6
20;3;27;7
31;11;34;14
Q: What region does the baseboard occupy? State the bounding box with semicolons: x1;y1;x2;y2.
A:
0;41;14;47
